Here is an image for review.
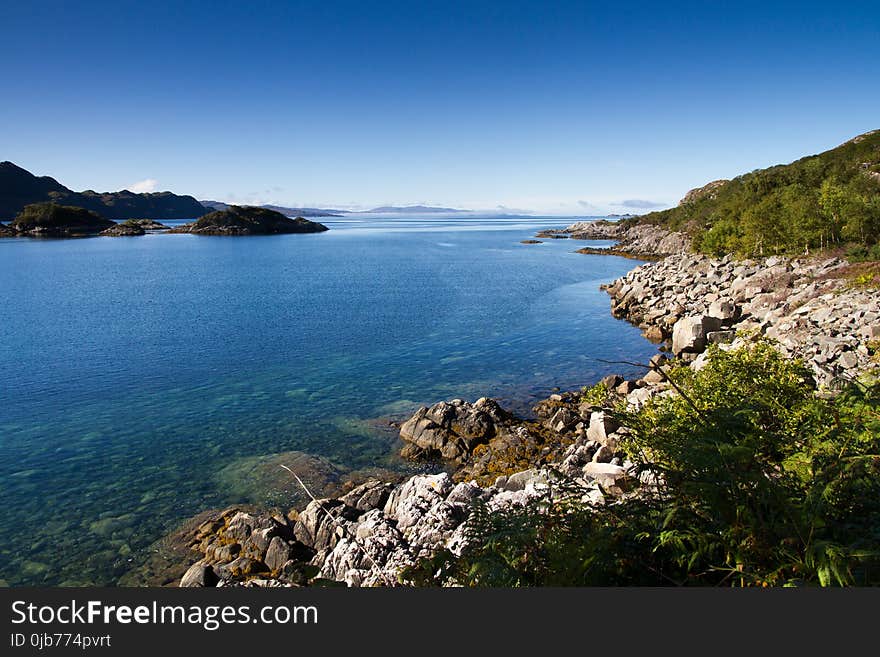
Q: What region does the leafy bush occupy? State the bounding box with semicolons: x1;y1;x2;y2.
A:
410;342;880;586
579;381;609;407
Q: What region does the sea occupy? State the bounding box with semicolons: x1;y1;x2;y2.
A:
0;213;658;585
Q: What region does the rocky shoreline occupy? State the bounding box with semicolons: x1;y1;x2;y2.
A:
604;252;879;388
536;219;690;259
142;220;878;588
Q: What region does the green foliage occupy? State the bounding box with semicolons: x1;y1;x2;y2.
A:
413;341;880;586
12;202;108;228
644;131;880;256
846;243;880;263
580;381;610;407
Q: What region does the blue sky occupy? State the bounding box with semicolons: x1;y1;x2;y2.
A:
1;1;878;214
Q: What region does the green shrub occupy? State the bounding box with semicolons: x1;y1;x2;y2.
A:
579;381;609;407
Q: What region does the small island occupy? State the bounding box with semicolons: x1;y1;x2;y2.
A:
99;219;171;236
9;202;115;236
170;205;329;235
0;203;330;239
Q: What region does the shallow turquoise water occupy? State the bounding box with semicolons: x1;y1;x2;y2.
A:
0;215;656;585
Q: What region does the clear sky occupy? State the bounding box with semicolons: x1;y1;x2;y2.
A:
1;1;878;214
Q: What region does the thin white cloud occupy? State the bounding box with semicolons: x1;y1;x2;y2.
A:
129;178;159;193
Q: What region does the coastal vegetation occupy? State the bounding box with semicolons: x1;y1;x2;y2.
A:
10;202;115;236
171;205;329;235
409;342;880;586
634;130;880;259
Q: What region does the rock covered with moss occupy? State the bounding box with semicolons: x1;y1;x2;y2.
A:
171;205;329;235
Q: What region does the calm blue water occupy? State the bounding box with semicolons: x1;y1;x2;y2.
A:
0;215;656;585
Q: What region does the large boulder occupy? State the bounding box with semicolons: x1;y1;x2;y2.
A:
179;561;218;587
672;315;723;355
292;499;359;552
708;299;739;322
399;397;511;462
586;411;619;448
582;462;637;494
338;479;395;513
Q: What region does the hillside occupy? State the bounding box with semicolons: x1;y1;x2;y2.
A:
0;161;208;221
634;130;880;257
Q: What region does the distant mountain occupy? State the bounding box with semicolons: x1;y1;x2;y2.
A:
200;200;343;217
362;205;470;214
0;161;208;221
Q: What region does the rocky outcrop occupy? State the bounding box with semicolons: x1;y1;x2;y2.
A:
679;179;729;205
398;397;512;462
603;253;880;387
126;219;170;230
566;220;624;239
539;219;690;258
9;202;116;236
101;221;146;236
176;446;641;588
170;206;329;235
610;224;690;256
536;220;622;240
173;373;682;588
